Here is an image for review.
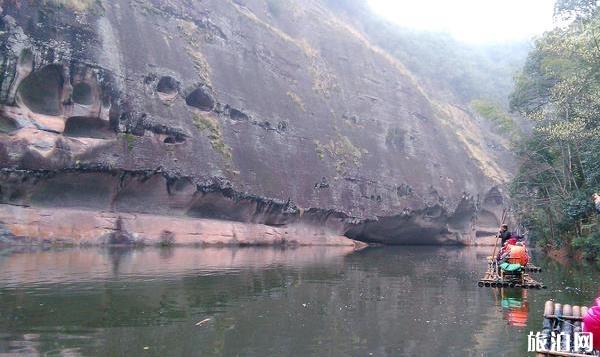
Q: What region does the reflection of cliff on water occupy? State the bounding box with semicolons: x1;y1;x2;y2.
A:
0;247;353;332
0;246;355;285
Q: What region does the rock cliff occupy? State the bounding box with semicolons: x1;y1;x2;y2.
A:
0;0;512;245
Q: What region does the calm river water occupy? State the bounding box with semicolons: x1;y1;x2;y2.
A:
0;246;597;356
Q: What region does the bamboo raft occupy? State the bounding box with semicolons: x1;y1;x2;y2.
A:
478;256;546;288
535;301;597;356
477;271;545;288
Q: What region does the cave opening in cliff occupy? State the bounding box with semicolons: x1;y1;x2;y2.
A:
163;135;186;144
185;87;214;111
187;203;247;222
72;82;94;105
475;209;499;228
344;227;456;245
64;116;114;139
156;76;179;95
229;107;249;121
17;64;64;116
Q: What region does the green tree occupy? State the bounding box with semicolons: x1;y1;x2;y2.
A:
554;0;598;22
510;1;600;260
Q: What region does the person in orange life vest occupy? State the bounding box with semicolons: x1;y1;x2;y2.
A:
506;242;529;266
498;239;528;266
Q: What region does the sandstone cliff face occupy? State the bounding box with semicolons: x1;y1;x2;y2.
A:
0;0;512;245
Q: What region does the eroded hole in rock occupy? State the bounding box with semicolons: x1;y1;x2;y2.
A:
169;178;193;193
64;116;114;139
259;121;272;130
477;209;499;227
345;213;451;245
277;121;288;132
163;135;186;144
72;82;94;105
229;108;249;121
185;87;214;111
29;173;116;209
483;186;503;207
186;192;253;222
156;76;179;95
0;115;19;133
396;184;413;197
17;64;64;116
144;73;157;85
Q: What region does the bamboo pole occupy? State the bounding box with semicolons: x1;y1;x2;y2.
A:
561;305;573;352
491;208;507;257
490;208;507;279
543;315;584;321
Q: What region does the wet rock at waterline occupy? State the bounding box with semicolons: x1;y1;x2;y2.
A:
0;1;514;245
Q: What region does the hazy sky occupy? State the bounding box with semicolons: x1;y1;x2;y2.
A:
368;0;555;43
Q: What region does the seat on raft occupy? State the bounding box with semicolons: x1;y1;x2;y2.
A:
499;262;522;272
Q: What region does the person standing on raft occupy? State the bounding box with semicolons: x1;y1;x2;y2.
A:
498;224;512;245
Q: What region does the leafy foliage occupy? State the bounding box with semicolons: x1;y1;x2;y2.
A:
510;2;600;260
193;113;232;161
43;0;103;13
573;230;600;260
554;0;599;22
470;99;518;134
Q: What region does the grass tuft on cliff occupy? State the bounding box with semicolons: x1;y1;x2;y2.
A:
193;113;232;161
287;91;305;112
470;99;517;134
177;20;213;86
323;133;366;175
44;0;102;12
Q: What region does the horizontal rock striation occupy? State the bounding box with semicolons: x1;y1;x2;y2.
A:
0;0;513;245
0;168;504;245
0;204;363;247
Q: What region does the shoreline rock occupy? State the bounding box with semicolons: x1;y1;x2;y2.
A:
0;204;366;249
0;168;504;246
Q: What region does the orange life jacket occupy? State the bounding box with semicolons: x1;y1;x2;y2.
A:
507;244;529;266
